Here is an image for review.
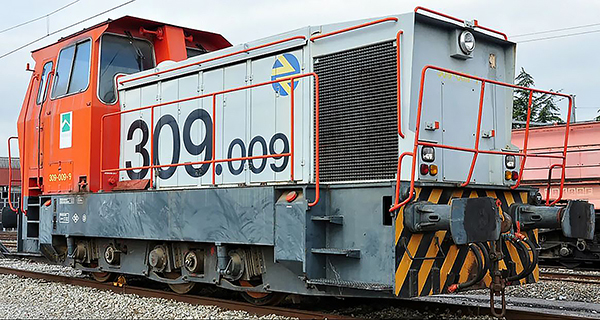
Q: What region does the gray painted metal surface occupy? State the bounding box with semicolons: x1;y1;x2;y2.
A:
47;188;276;245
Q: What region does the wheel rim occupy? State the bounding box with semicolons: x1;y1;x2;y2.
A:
240;280;268;299
91;271;114;282
165;272;200;294
239;280;286;306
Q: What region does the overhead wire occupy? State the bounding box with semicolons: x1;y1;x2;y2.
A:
0;0;80;34
0;0;136;60
512;21;600;38
516;28;600;43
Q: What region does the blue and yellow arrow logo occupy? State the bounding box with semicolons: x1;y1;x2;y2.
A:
271;53;300;96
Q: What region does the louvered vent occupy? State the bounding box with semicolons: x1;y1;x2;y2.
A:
314;41;398;183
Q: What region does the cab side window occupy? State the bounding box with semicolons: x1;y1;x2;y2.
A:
36;61;53;104
51;40;91;99
98;34;154;104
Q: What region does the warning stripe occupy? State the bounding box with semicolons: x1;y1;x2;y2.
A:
394;186;536;297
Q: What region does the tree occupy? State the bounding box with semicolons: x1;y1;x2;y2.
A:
513;68;563;128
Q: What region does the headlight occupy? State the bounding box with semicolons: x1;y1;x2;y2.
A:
505;155;516;169
458;30;475;54
422;146;435;162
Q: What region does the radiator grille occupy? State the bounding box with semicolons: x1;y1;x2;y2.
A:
314;41;398;182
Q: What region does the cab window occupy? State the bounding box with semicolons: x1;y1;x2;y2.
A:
98;34;154;104
51;40;91;99
36;61;53;104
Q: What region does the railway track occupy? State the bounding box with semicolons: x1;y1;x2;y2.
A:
540;269;600;285
0;266;343;320
0;263;594;320
0;231;17;252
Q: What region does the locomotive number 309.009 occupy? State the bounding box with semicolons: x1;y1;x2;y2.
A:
124;109;290;180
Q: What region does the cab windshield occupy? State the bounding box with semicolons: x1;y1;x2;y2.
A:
98;34;154;104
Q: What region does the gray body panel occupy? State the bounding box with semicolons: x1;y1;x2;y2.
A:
46;188;276;245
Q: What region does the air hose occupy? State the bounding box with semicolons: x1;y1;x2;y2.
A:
474;243;490;283
506;236;539;282
448;243;487;293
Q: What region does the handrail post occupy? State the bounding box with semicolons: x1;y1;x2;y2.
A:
290;76;295;181
396;30;405;139
308;73;320;207
511;91;533;190
552;96;574;206
212;94;217;186
389;152;414;212
546;164;563;206
149;105;155;189
461;80;486;187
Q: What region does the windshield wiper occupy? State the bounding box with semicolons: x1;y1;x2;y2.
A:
124;30;145;70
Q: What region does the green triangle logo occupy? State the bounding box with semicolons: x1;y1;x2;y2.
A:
61;114;71;132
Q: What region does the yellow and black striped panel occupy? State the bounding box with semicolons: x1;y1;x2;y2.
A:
394;187;539;297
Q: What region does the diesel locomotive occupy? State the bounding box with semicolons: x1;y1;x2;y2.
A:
2;7;595;315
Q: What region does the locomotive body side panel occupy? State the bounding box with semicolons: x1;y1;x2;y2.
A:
117;31;311;188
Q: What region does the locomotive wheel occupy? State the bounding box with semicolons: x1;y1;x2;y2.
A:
239;280;286;306
165;272;201;294
91;271;117;282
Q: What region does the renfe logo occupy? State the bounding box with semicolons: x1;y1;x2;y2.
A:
271;53;300;96
59;111;72;149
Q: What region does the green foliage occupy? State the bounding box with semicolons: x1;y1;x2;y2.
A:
513;68;563;128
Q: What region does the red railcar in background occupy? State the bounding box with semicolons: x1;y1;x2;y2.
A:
513;121;600;266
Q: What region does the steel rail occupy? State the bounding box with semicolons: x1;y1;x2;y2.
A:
0;265;590;319
408;296;593;320
540;271;600;285
0;266;345;320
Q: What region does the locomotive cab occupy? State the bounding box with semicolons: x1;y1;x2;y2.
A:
17;16;230;198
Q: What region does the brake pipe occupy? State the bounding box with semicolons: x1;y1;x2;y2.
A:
448;243;486;293
474;243;490;284
502;234;538;282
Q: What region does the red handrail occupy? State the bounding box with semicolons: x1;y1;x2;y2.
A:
390;65;573;212
310;17;398;42
510;91;533;190
461;81;486;187
101;73;321;207
396;30;405;139
546;164;564;206
120;36;307;85
414;6;509;41
7;137;20;213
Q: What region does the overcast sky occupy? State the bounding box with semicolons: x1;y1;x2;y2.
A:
0;0;599;155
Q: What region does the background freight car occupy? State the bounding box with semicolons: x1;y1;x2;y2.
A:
513;121;600;266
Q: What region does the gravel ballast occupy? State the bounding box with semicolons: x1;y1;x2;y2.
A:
0;258;83;277
0;273;290;319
